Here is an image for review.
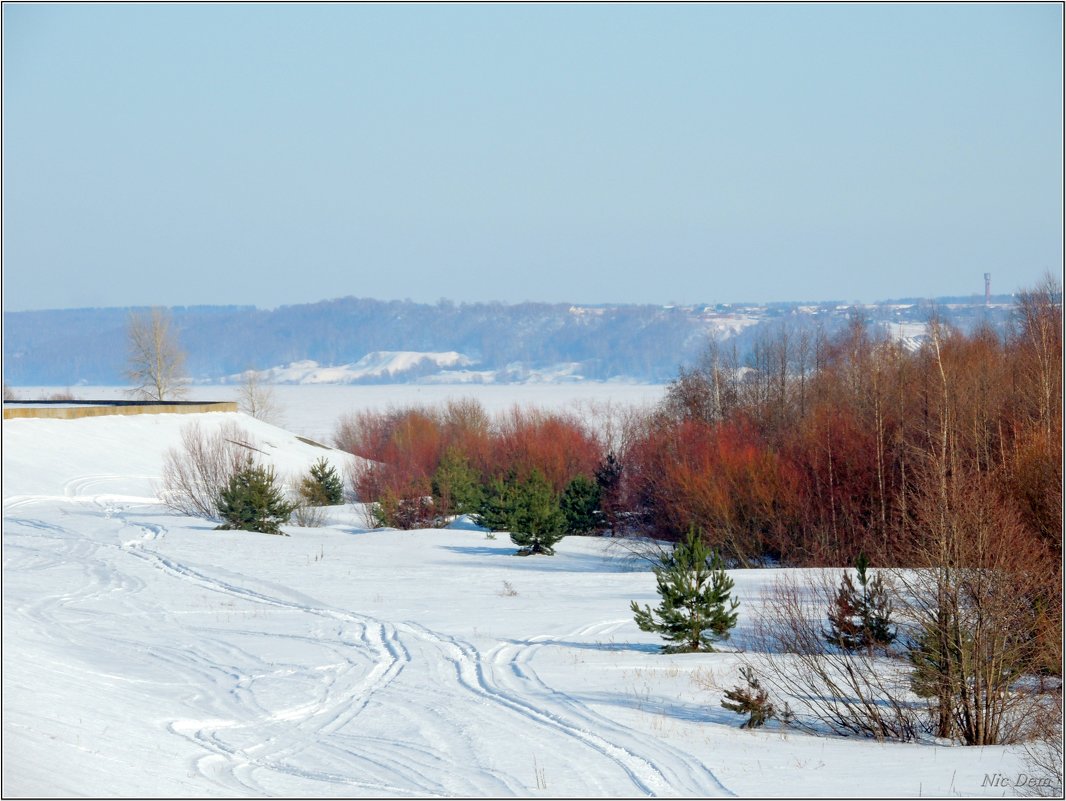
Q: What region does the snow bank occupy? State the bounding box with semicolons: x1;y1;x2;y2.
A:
230;352;476;385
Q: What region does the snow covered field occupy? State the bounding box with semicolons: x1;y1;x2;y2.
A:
2;409;1031;797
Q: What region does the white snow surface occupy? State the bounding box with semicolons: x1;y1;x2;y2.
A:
2;410;1029;797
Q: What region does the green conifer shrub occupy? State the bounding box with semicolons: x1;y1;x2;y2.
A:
824;553;896;651
631;528;739;653
721;666;775;728
476;470;566;555
594;452;623;533
216;458;296;535
299;457;344;506
560;474;602;535
431;447;484;517
475;472;521;534
509;470;567;555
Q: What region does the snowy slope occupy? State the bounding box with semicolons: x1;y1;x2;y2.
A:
223;354;618;386
229;352;476;385
2;412;1030;797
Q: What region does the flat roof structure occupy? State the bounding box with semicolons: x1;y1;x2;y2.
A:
2;400;238;420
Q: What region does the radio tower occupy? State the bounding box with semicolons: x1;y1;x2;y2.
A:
984;272;991;306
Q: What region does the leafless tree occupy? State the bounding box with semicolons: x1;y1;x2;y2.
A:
1014;272;1062;447
894;463;1052;745
159;421;259;519
237;368;281;424
661;332;742;425
1021;694;1064;797
747;572;920;742
125;307;188;401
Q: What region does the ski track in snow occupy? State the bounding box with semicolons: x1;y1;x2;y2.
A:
4;478;733;797
122;547;450;797
6;498;520;795
403;621;734;797
486;622;735;796
5;491;432;796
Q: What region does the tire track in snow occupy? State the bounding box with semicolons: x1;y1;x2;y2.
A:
62;474;157;499
130;537;729;796
488;619;736;797
7;501;513;796
6;484;436;794
6;515;150;635
7;491;731;796
399;620;689;797
121;544;474;796
6;505;417;796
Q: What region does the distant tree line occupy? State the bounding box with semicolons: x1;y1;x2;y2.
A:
3;295;1015;385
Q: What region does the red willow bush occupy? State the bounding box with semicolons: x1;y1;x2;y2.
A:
489;406;602;492
621;416;798;567
336;401;603;527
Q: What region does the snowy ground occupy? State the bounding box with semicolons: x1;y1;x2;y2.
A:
2;410;1031;797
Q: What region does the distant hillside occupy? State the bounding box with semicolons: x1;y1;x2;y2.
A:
2;296;1016;386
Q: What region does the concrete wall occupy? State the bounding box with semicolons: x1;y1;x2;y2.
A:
3;401;239;421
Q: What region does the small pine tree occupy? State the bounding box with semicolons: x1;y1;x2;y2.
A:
721;666;775;728
631;528;740;653
824;553;896;651
216;458;295;535
907;614;959;739
476;470;567;555
560;474;601;535
509;470;567;556
825;571;865;650
431;447;483;517
475;471;521;533
300;457;344;506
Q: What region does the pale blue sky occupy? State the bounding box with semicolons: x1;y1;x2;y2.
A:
2;3;1062;311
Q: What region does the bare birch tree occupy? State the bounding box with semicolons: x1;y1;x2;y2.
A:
237;368;280;423
125;307;187;400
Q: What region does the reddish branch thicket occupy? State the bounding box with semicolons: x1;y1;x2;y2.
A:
623;281;1061;576
335;400;603;527
335;280;1061;667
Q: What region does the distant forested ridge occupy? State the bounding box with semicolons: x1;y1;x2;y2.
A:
2;295;1015;386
